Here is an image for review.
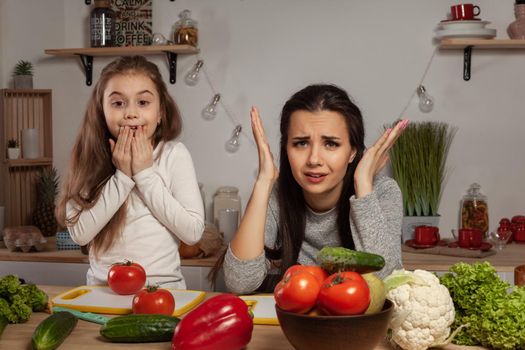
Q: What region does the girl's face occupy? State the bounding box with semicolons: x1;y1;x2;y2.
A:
286;110;356;211
103;72;161;142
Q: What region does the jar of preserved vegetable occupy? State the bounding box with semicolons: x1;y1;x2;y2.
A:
173;9;198;47
460;183;489;238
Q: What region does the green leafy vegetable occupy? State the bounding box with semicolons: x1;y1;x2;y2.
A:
0;275;48;324
440;262;525;349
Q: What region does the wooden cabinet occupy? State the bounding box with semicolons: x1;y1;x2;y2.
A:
0;89;53;226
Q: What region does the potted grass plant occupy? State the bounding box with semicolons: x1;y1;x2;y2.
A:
7;138;20;159
13;60;34;89
388;121;457;242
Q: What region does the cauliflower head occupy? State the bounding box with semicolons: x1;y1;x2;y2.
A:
385;269;455;350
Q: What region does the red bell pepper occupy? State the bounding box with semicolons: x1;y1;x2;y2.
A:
171;293;253;350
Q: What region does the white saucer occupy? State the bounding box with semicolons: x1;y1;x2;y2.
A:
435;27;496;39
437;20;491;30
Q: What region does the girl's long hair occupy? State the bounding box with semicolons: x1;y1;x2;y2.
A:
259;84;366;292
56;56;182;257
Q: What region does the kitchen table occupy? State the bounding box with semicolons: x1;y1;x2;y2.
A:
0;285;487;350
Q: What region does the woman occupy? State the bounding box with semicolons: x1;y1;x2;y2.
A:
220;84;406;294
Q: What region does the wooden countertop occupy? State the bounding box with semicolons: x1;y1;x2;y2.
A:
2;237;523;272
0;237;219;267
402;242;525;272
0;285;486;350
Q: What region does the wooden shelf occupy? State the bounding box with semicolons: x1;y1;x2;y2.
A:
439;38;525;49
438;39;525;81
6;158;53;168
44;45;200;85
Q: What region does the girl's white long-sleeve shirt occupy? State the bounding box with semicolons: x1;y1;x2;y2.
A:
67;140;205;289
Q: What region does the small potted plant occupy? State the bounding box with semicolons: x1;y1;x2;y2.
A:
13;60;34;89
7;138;20;159
388;121;457;242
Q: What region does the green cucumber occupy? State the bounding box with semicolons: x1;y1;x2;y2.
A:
316;246;385;274
32;311;77;350
100;314;180;343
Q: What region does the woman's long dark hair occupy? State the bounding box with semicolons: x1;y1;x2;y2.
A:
259;84;365;291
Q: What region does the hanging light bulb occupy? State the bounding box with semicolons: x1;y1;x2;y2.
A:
417;85;434;113
202;94;221;120
185;60;203;86
225;125;242;153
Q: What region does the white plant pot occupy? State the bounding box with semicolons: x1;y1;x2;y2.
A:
7;147;20;159
401;215;440;243
13;75;33;89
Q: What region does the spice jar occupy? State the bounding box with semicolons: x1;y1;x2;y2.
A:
90;0;116;47
460;183;489;238
173;9;198;46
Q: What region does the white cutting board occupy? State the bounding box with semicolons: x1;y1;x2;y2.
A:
52;286;205;317
239;294;279;325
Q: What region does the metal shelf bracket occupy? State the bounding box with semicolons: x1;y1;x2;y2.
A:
77;54;94;86
165;51;178;84
463;45;473;81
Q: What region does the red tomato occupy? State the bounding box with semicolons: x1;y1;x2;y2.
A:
274;270;321;314
132;286;175;315
317;271;370;316
284;265;329;285
107;261;146;295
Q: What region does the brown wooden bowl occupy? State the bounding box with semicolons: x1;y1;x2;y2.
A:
276;299;394;350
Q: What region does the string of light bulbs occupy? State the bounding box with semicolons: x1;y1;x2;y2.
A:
182;47;438;153
184;58;256;153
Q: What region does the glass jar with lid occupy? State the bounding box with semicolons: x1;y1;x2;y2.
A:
460;183;489;238
213;186;241;227
173;9;198;46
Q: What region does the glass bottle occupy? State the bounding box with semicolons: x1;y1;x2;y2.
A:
460;183;489;238
90;0;116;47
508;0;525;39
173;9;198;47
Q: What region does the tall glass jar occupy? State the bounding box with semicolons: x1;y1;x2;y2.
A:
508;0;525;39
213;186;241;227
90;0;115;47
173;9;198;46
461;183;489;238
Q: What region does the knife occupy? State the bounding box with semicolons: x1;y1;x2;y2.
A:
52;306;111;325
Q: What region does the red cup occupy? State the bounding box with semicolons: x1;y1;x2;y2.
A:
458;228;482;248
414;226;440;246
450;4;481;20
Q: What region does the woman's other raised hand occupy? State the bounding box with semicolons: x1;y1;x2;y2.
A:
354;119;409;198
251;106;279;185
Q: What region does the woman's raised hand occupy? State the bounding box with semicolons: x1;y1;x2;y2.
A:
354;119;409;198
109;126;133;177
131;125;154;175
251;106;279;184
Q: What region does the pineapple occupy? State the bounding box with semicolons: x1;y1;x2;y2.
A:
32;167;59;237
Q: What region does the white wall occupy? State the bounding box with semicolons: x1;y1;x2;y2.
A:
1;0;524;238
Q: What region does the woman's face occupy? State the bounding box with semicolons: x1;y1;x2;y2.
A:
103;72;161;142
286;110;356;211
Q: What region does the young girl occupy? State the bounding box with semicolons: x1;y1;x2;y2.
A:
220;84;407;294
56;56;204;289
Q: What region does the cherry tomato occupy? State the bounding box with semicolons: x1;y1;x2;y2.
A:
284;265;329;285
274;270;321;314
107;261;146;295
132;286;175;315
317;271;370;316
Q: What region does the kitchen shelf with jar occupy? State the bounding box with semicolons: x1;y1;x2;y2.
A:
44;44;199;86
438;38;525;80
1;89;53;227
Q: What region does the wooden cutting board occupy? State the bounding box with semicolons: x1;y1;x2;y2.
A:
52;285;205;317
239;294;279;325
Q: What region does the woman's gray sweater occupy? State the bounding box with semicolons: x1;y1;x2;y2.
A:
223;175;403;294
